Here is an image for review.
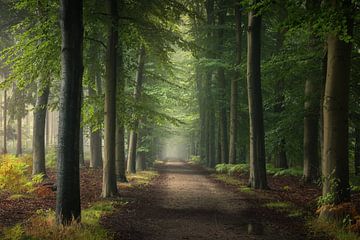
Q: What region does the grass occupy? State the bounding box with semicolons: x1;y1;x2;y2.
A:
211;174;255;194
264;201;304;218
2;201;119;240
1;170;158;240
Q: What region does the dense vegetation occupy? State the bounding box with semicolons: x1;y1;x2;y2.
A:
0;0;359;239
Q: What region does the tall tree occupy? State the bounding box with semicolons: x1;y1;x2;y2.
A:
216;0;229;164
3;90;7;154
32;81;50;175
321;0;353;208
127;45;146;173
102;0;119;198
229;4;242;164
16;115;22;156
303;0;321;183
246;1;268;189
56;0;83;225
115;38;127;182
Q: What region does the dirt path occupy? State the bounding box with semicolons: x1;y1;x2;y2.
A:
102;161;321;240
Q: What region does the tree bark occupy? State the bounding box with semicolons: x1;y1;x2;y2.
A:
303;73;320;182
127;46;146;173
56;0;83;225
115;38;127;182
16;116;22;157
216;1;228;164
355;128;360;176
3;90;7;154
32;82;50;175
303;0;321;183
229;5;242;164
79;90;85;167
321;0;353;205
116;123;127;181
246;2;268;189
274;78;288;169
102;0;119;198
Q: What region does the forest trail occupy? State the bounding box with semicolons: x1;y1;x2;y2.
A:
102;161;320;240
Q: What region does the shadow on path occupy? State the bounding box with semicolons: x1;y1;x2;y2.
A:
102;161;321;240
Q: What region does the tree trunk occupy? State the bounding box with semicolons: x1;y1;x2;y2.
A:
217;1;228;164
355;128;360;176
274;78;288;169
79;126;85;167
79;91;85;167
246;2;268;189
88;76;102;168
102;0;119;198
321;0;353;205
3;90;7;154
16;116;22;157
303;0;321;183
115;39;127;182
229;5;242;164
303;73;320;182
56;0;83;225
32;82;50;176
116;123;127;181
127;46;146;173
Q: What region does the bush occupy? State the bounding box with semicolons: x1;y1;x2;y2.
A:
0;154;43;194
189;155;201;164
215;163;249;175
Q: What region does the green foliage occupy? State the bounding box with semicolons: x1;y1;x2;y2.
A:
215;163;249;175
264;201;304;218
2;224;24;240
0;155;44;194
5;201;124;240
45;146;57;169
189;155;201;164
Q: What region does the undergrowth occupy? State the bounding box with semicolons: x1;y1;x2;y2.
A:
264;201;304;218
308;218;360;240
0;154;43;194
2;201;122;240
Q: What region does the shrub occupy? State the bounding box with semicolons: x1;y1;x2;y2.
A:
215;163;249;175
0;154;43;194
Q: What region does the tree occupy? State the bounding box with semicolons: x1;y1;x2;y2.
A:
56;0;83;225
303;0;321;183
216;0;228;164
32;81;50;175
3;89;7;154
246;1;268;189
102;0;119;198
127;45;146;173
320;0;353;208
229;4;242;164
115;40;127;182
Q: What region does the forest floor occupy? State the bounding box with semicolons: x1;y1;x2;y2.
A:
0;167;103;230
101;161;330;240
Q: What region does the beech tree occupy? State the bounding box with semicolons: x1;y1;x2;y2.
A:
246;0;268;189
321;0;353;208
56;0;83;225
127;45;146;173
102;0;119;198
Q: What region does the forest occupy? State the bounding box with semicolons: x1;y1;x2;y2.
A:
0;0;359;239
